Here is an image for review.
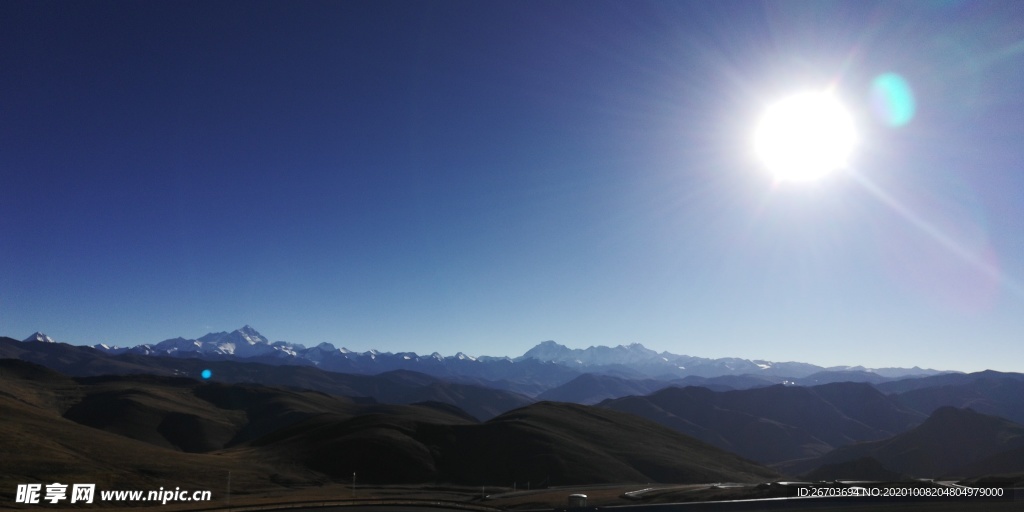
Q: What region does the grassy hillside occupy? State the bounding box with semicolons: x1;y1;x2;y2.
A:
250;400;781;486
1;359;780;505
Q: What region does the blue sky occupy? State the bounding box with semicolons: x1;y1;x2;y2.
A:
3;1;1024;372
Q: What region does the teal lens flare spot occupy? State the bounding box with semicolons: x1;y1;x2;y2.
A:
871;73;916;127
201;369;212;379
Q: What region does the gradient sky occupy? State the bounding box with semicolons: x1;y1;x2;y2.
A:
4;0;1024;372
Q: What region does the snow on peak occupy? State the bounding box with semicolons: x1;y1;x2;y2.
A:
236;325;269;344
521;339;661;366
520;340;571;361
23;332;56;343
78;329;955;381
197;326;269;346
142;326;297;358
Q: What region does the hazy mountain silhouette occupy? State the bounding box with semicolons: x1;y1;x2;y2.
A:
889;372;1024;424
875;369;1024;394
538;373;811;405
779;407;1024;478
600;382;925;464
796;370;894;386
536;373;670;404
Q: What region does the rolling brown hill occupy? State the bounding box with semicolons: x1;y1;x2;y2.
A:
61;373;368;452
1;359;780;503
249;400;782;486
0;360;308;503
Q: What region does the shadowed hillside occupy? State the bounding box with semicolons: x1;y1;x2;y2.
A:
600;382;924;464
779;407;1024;478
61;373;374;451
0;360;311;502
250;401;781;486
803;456;909;481
1;359;780;501
891;374;1024;424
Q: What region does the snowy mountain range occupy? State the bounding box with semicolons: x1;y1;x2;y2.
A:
20;326;948;382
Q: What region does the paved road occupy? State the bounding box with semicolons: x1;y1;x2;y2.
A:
602;494;1021;512
204;488;1021;512
267;508;473;512
243;497;1021;512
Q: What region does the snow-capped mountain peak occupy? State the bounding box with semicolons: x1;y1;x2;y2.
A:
518;340;571;362
141;326;290;358
22;332;56;343
198;325;269;346
519;340;661;366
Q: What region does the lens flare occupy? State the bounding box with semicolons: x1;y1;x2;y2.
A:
201;369;212;379
871;73;916;127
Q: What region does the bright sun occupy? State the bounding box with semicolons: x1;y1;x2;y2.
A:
754;91;857;182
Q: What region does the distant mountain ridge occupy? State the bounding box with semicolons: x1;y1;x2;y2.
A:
18;326;951;383
517;339;949;379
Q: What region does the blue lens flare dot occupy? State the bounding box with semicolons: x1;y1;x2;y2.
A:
201;369;212;379
871;73;916;127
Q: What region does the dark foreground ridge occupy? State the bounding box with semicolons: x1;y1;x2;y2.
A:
0;359;778;503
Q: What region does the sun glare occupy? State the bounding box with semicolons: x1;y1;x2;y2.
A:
754;91;857;182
